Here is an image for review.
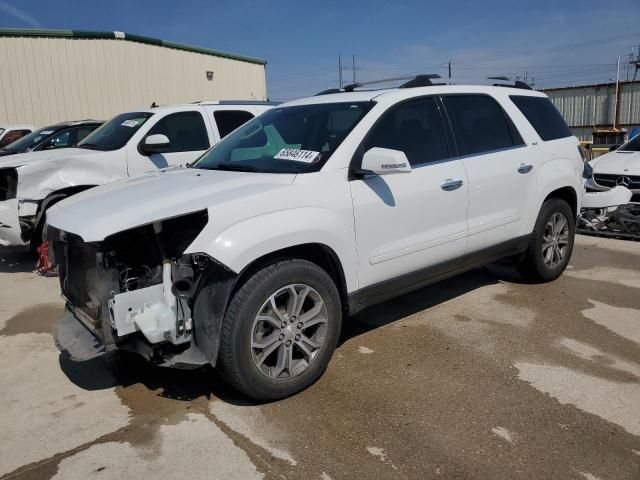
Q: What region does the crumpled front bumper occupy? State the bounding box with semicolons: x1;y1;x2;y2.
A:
582;185;633;209
54;307;107;361
0;199;26;247
55;305;209;368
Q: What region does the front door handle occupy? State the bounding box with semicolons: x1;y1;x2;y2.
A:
441;179;464;191
518;163;533;174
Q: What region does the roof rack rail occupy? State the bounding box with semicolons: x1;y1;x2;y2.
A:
487;77;533;90
196;100;280;105
399;74;442;88
315;74;443;95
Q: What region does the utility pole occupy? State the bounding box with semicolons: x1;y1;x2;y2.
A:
614;55;621;130
448;60;452;79
352;54;356;84
338;53;343;89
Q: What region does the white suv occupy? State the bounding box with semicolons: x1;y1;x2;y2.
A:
0;101;274;248
49;81;583;400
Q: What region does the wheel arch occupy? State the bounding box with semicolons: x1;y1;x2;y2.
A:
543;185;578;218
231;243;349;314
191;242;350;367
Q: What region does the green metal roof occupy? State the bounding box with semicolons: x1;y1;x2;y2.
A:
0;28;267;65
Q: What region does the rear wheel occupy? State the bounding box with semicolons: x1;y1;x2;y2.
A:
218;259;342;401
518;198;575;282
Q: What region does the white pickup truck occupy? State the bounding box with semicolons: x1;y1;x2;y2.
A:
0;100;275;248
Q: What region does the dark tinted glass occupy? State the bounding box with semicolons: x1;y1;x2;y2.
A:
443;95;517;155
42;130;71;149
78;113;152;151
362;97;449;166
1;128;42;150
214;110;255;138
510;95;572;141
147;112;209;152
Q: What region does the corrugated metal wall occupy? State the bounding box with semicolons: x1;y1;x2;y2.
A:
0;36;267;125
544;81;640;140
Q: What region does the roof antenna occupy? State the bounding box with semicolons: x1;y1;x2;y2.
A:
150;101;157;108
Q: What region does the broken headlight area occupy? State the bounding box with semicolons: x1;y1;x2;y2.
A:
0;168;17;201
51;210;212;365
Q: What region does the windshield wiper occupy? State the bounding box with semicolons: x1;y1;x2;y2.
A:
208;163;259;172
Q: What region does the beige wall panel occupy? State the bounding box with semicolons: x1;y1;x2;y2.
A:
0;36;266;125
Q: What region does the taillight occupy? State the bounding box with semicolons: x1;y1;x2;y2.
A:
578;144;589;162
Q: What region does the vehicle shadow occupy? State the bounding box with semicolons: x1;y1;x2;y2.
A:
340;264;516;344
58;262;527;406
0;246;35;273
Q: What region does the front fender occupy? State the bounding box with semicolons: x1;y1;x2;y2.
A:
186;207;359;292
17;156;124;200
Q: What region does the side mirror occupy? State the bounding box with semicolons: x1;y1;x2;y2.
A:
359;147;412;175
142;134;170;155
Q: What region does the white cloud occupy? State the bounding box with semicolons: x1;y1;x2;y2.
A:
0;2;41;27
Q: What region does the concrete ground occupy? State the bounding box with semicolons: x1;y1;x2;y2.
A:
0;235;639;480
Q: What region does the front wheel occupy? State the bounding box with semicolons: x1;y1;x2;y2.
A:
218;259;342;401
518;198;575;282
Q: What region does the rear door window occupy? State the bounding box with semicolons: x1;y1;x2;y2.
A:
443;95;522;156
214;110;255;138
510;95;573;141
147;111;210;152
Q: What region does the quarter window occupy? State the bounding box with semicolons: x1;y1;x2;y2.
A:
362;97;450;166
443;95;521;156
214;110;255;138
147;111;210;152
510;95;572;141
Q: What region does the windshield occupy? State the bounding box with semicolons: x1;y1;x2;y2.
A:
77;112;153;151
193;102;372;173
619;134;640;152
2;127;55;152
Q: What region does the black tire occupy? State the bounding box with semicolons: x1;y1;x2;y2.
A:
518;197;575;282
218;259;342;401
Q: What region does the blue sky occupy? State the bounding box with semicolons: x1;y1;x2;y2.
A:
1;0;639;100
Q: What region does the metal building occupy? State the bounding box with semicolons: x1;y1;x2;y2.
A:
0;28;267;126
543;80;640;142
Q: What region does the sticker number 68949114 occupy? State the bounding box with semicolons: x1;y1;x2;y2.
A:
273;148;320;163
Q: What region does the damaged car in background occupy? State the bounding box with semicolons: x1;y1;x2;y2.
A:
49;80;594;400
0;101;273;250
579;133;639;240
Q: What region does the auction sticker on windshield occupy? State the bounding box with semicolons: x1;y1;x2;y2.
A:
121;119;140;128
274;148;320;163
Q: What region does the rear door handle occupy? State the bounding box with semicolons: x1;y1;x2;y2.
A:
518;163;533;174
441;179;464;191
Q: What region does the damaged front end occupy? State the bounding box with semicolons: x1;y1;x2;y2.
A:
51;210;236;368
579;170;639;240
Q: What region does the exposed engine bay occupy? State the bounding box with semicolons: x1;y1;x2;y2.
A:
50;209;220;366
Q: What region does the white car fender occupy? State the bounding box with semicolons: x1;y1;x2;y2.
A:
16;151;125;200
186;206;359;293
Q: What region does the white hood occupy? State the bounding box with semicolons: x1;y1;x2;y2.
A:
0;148;92;169
47;168;297;242
592;150;640;175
